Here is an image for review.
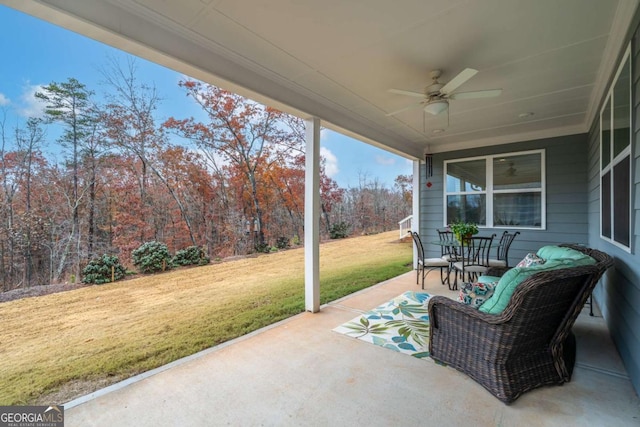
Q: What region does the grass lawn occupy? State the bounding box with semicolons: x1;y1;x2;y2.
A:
0;231;412;405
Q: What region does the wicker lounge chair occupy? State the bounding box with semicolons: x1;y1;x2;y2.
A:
428;244;613;404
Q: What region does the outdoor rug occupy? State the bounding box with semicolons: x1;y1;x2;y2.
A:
333;291;431;358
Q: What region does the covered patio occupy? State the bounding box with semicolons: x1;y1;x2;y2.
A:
4;0;640;421
64;273;639;426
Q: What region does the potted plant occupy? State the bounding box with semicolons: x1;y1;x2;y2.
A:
449;220;479;243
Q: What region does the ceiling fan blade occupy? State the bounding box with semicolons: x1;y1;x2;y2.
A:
448;89;502;100
388;88;425;98
386;102;424;116
440;68;478;94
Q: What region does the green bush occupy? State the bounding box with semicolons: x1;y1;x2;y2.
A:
254;242;271;253
82;254;127;284
132;241;172;274
329;222;350;239
172;246;210;266
275;237;290;249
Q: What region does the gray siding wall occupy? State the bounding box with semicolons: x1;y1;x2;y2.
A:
420;134;590;268
586;23;640;395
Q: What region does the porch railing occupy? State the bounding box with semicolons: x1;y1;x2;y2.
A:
398;215;413;239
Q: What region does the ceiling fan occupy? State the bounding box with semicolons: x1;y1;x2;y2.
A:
387;68;502;116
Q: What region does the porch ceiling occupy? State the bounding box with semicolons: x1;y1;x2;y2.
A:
4;0;638;158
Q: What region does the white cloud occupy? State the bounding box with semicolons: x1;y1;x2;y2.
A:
375;155;396;166
320;146;339;177
18;84;47;118
0;93;9;106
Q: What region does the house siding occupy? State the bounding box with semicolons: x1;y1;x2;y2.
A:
586;18;640;395
421;134;590;268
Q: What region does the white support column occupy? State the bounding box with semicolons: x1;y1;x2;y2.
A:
305;117;321;313
412;159;421;270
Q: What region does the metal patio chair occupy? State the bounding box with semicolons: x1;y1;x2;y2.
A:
488;231;520;268
410;231;449;289
451;234;496;287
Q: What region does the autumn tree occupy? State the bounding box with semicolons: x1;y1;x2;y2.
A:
394;174;413;206
319;158;345;236
0;115;47;288
154;145;212;250
264;154;305;241
13;119;47;285
164;81;305;249
101;56;160;244
0;57;413;291
101;57;200;247
333;172;411;237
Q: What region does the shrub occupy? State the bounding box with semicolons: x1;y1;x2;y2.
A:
254;242;271;253
132;241;172;274
329;222;350;239
275;237;290;249
82;254;127;284
172;246;210;266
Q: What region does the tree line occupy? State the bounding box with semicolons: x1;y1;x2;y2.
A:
0;57;412;291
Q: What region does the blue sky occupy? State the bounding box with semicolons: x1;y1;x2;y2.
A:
0;5;412;188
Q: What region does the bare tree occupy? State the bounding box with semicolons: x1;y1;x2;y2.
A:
101;56;198;247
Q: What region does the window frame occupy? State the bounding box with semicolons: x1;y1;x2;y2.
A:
599;43;632;252
443;149;546;230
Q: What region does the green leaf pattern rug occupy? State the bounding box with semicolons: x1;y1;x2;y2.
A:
333;291;431;358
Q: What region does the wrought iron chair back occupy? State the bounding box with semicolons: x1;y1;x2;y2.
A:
455;234;496;284
437;229;459;288
437;229;458;258
410;231;449;288
492;231;520;267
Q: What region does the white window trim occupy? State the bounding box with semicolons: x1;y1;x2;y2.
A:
444;149;546;230
599;43;632;253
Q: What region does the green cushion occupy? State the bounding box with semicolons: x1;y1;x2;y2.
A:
478;245;597;315
478;260;567;314
536;245;596;266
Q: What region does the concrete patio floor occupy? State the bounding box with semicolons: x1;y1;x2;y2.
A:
65;272;640;426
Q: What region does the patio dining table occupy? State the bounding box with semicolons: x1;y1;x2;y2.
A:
430;236;500;289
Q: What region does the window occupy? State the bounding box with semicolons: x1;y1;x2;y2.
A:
445;150;545;229
600;45;631;250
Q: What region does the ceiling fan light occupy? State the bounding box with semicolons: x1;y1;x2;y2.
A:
424;99;448;115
